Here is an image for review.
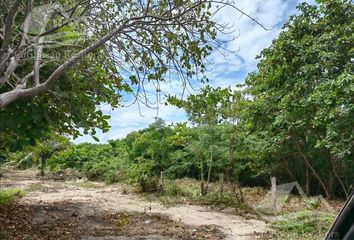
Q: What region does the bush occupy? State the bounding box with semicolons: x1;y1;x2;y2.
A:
164;181;185;196
126;159;156;192
163;180;202;198
81;158;123;183
195;190;237;207
0;188;26;205
272;210;335;240
47;143;126;184
104;169;124;184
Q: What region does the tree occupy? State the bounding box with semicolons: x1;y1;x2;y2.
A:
172;87;248;201
0;54;117;152
0;0;267;109
167;122;200;178
244;0;354;198
8;133;70;174
123;118;176;191
0;1;267;153
168;86;228;194
219;89;245;203
33;134;69;176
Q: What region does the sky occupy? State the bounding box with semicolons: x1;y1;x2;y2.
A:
74;0;316;144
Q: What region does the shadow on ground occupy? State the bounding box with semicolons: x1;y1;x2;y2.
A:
0;200;224;240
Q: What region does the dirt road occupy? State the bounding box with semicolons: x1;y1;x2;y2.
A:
1;169;270;240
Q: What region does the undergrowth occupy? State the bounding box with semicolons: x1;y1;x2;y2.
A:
71;180;98;189
270;210;335;240
143;179;252;210
0;188;26;205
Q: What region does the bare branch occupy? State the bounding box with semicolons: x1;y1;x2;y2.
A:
1;0;21;51
20;0;33;47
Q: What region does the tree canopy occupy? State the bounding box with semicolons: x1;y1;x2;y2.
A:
244;0;354;198
0;0;266;151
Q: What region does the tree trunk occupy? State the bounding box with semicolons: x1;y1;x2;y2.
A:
305;164;310;195
205;127;214;195
235;174;244;203
330;156;349;198
271;176;277;214
205;150;212;195
228;122;244;204
0;18;132;108
232;183;241;205
296;143;331;198
200;158;205;196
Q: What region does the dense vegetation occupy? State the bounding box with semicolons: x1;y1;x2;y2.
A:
0;0;225;153
243;0;354;199
45;1;353;200
2;0;353;201
1;1;352;239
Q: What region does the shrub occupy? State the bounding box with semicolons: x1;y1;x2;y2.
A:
47;143;126;184
272;210;335;240
0;188;26;205
163;181;183;196
104;169;124;184
126;159;156;192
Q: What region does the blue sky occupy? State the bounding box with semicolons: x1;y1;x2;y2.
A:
74;0;316;144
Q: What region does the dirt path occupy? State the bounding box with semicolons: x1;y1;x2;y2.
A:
1;169;270;240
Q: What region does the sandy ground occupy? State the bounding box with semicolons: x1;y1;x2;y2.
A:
1;169;270;240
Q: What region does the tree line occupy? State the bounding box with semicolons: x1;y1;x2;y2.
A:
1;0;353;199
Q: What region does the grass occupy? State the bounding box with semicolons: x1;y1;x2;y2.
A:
26;183;47;192
142;179;258;212
0;188;26;205
71;180;98;189
142;179;202;207
269;210;335;240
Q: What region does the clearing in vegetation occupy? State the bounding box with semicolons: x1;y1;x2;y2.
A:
0;168;341;240
0;168;270;240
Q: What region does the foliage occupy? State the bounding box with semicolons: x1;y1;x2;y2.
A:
0;28;117;152
142;179;261;212
1;133;70;177
168;86;230;125
163;181;188;197
0;188;26;205
26;183;47;192
71;181;98;189
1;2;351;239
169;87;238;194
6;0;352;201
125;160;156;191
48;141;126;183
243;0;354;198
0;0;238;152
272;211;335;240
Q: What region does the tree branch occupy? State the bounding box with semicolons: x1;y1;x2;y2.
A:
0;0;21;75
0;18;134;108
1;0;21;52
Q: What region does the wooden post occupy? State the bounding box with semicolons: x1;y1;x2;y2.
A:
219;173;224;198
271;176;277;214
158;171;164;192
40;157;45;176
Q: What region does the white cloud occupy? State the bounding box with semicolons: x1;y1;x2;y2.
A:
74;99;186;144
208;0;302;73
